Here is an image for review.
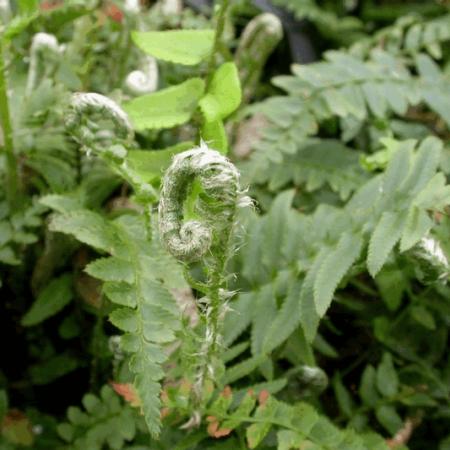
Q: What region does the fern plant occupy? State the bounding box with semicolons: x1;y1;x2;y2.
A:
2;1;450;448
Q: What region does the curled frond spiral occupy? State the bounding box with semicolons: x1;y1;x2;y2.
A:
159;143;240;263
65;92;134;158
236;13;283;101
26;32;62;95
125;56;158;96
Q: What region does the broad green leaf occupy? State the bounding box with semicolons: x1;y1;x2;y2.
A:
376;353;398;397
314;232;362;316
131;30;215;65
367;210;408;277
123;78;205;130
201;119;228;154
199;62;242;122
126;142;194;182
21;274;73;326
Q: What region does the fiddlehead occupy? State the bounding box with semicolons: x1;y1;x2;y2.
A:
159;143;246;412
65;92;134;159
235;13;283;102
124;56;158;97
159;142;240;264
26;32;62;96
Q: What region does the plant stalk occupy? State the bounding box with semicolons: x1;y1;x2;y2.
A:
0;38;19;210
206;0;231;85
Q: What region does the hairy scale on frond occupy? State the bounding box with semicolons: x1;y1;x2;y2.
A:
159;142;240;263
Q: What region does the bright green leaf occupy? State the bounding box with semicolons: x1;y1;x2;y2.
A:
123;78;205;130
131;30;215;65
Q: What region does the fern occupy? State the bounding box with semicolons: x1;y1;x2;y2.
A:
57;385;137;450
49;207;184;437
201;387;390;449
234;136;450;347
350;13;450;59
271;0;363;43
244;138;368;200
247;48;450;189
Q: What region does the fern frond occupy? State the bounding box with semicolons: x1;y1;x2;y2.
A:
58;385;136;450
49;209;184;437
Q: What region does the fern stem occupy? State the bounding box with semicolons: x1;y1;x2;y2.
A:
0;38;20;210
206;0;231;86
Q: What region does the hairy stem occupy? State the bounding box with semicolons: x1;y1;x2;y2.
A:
0;38;19;210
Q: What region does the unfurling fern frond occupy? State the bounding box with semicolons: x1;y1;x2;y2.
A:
65;92;134;159
159;143;249;410
159;142;240;264
235;13;283;102
124;55;159;97
26;32;63;96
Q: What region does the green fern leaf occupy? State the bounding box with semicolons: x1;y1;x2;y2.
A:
199;62;242;122
400;207;432;252
314;232;363;316
367;210;408;277
251;284;277;355
21;274;73;326
123;78;205;130
131;30;215;65
85;257;134;283
300;250;327;342
49;210;125;255
263;279;301;354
